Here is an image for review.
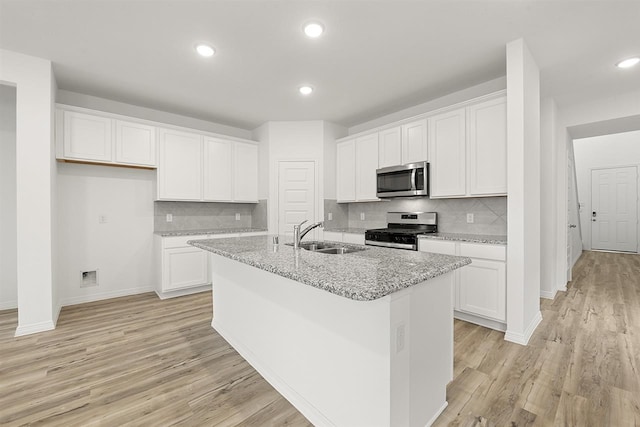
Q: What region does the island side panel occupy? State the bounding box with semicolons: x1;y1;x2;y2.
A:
210;254;393;427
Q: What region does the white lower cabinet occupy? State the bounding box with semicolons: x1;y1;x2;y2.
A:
419;239;507;330
156;231;266;299
323;231;365;245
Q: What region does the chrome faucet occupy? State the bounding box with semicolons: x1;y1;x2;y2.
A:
293;220;324;250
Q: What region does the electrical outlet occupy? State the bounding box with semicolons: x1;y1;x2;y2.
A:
166;214;173;222
98;215;108;224
466;213;474;223
328;212;333;221
235;213;241;221
360;212;365;221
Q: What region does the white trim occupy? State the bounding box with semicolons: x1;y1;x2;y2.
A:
0;300;17;310
425;401;449;427
15;319;55;337
454;310;507;332
504;310;542;346
60;286;155;307
213;319;335;427
540;289;557;300
155;284;211;300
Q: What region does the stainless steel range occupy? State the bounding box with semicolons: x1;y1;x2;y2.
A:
365;212;437;251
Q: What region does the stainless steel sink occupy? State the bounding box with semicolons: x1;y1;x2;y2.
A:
285;241;367;255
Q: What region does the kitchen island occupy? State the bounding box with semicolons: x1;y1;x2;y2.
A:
189;235;470;427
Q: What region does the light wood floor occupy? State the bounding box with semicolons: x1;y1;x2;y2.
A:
1;250;639;426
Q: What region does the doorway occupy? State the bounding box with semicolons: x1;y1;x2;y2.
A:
277;161;316;237
591;166;638;252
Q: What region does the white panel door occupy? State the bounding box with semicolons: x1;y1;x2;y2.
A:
63;111;112;161
278;161;315;237
114;120;156;166
157;128;202;200
458;259;506;321
233;142;258;202
468;97;507;195
356;133;379;201
591;166;638;252
429;108;466;198
336;140;356;202
401;119;428;164
378;127;402;168
203;137;233;201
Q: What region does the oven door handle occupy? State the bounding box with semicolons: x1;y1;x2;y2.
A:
365;240;416;250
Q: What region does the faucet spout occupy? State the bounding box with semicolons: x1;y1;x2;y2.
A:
293;220;324;249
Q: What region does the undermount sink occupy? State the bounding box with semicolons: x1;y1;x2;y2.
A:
286;241;367;255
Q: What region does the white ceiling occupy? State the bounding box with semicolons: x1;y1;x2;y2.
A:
1;0;638;131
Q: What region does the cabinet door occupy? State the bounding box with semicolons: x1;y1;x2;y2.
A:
458;258;506;321
163;247;209;291
157;128;202;200
63;111;112;162
429;109;466;198
401;119;428;164
468;97;507;196
203;137;233;201
336;140;356;202
355;133;379;201
233;142;258;202
115;120;156;166
378;127;402;168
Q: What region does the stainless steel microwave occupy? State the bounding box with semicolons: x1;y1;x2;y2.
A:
376;162;429;198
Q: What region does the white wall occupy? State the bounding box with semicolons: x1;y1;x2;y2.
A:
539;98;558;299
322;122;347;200
573;130;640;251
57;163;155;305
0;85;17;310
505;39;542;345
0;49;56;336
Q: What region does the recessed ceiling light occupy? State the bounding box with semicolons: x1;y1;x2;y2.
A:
299;86;314;95
303;22;324;38
195;43;215;57
616;57;639;68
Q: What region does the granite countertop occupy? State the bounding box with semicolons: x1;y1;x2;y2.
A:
324;227;368;234
189;235;470;301
155;228;268;237
419;232;507;245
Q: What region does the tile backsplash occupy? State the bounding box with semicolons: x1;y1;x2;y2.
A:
324;197;507;235
154;200;268;232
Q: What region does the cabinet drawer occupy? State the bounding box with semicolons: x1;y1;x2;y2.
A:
460;243;506;261
418;239;456;255
163;234;208;249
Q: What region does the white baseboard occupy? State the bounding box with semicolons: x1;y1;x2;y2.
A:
155;284;211;300
505;310;543;346
60;286;155;307
0;300;18;311
454;310;506;332
540;289;557;300
426;401;448;427
15;319;56;337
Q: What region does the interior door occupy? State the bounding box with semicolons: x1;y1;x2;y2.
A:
278;161;316;237
591;166;638;252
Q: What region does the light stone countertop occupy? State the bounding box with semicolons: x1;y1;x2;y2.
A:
189;235;470;301
154;228;267;237
323;227;368;234
419;232;507;245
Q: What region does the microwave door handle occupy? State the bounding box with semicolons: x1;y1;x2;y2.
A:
410;168;417;191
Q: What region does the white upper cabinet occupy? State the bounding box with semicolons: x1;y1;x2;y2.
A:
401;119;428;164
378;127;402;168
428;96;507;198
355;133;379;201
233;141;258;202
468;97;507;196
157;128;203;201
63;111;113;162
114;120;156;166
203;137;233;201
429;108;467;198
336;139;356;202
